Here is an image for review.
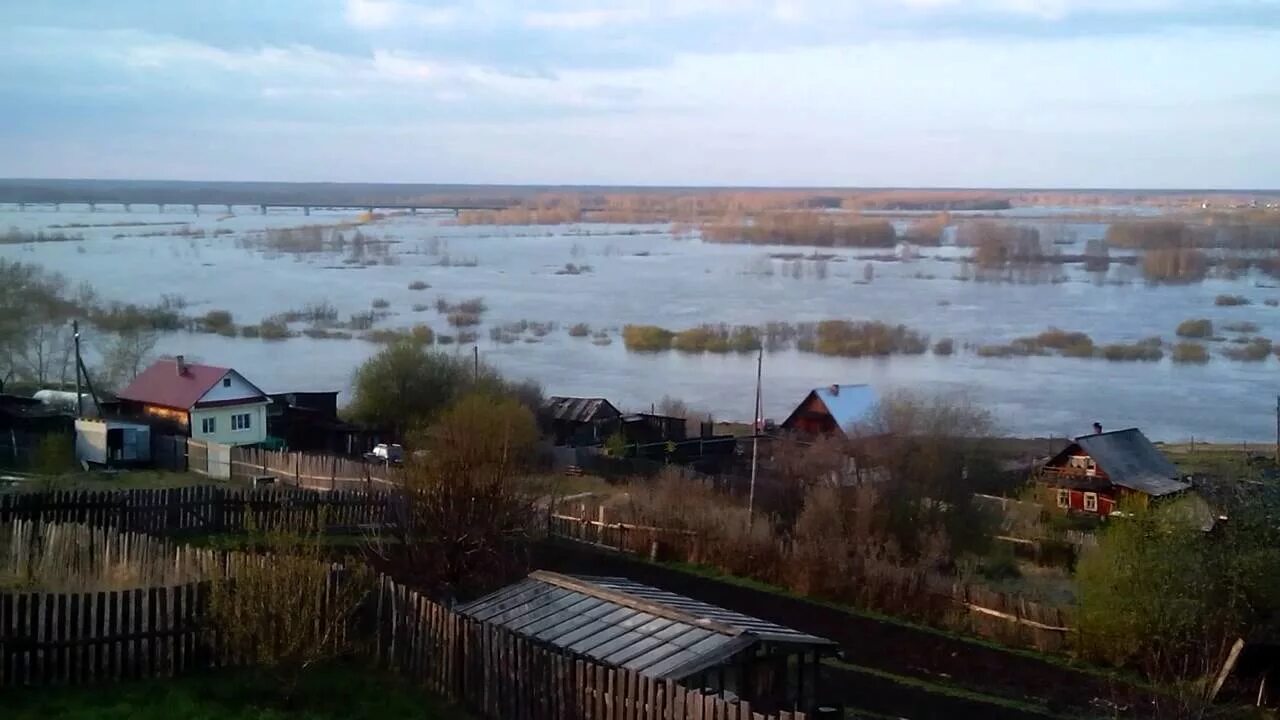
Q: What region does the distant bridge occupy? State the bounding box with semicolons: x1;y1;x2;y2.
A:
2;200;516;216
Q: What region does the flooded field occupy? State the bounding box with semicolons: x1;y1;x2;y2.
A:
3;204;1278;441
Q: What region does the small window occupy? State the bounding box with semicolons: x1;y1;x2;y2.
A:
201;417;216;434
1084;492;1099;512
231;413;252;431
1056;489;1070;509
222;377;232;388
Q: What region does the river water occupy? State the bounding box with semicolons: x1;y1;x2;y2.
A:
2;204;1276;442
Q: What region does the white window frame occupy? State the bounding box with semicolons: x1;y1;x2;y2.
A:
1083;492;1099;512
201;416;216;434
1056;489;1070;509
231;412;252;431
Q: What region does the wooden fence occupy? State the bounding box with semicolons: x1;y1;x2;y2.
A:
0;573;805;719
230;446;400;491
0;486;390;536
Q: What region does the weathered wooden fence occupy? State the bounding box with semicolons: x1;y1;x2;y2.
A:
230;446;400;491
0;581;211;687
0;487;390;535
0;574;806;719
548;513;700;562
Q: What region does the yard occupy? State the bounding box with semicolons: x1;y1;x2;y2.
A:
0;468;224;493
5;663;474;720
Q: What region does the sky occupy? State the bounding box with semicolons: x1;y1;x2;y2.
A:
1;0;1278;188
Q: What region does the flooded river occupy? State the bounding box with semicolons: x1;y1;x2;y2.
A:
3;204;1276;442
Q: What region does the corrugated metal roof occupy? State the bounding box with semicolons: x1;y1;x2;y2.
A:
118;359;231;410
813;384;879;431
457;571;833;680
1072;428;1188;497
544;396;620;423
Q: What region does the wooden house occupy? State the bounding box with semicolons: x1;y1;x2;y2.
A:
266;391;365;454
458;571;836;714
1038;427;1188;517
780;384;878;437
117;356;271;447
543;396;622;446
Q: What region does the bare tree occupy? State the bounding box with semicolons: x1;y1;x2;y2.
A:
99;329;159;391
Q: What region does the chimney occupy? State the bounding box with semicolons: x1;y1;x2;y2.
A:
1092;422;1103;435
176;355;187;376
829;384;840;396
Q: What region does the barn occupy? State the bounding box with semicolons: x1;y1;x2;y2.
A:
779;384;878;437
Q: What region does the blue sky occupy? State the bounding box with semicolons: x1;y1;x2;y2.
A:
2;0;1278;187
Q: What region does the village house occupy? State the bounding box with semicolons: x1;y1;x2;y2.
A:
779;384;878;437
543;396;622;446
1037;425;1189;517
116;356;271;447
458;571;836;714
266;391;365;454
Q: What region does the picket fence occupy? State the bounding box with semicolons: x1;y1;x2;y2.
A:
0;574;806;720
0;486;391;535
230;446;401;491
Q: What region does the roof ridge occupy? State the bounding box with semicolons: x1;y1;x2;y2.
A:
528;571;740;637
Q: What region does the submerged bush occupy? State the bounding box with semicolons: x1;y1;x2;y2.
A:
1222;321;1260;333
371;297;390;310
1215;294;1250;307
408;280;430;291
932;338;954;356
1176;318;1213;338
567;323;591;337
622;325;675;352
1100;341;1163;362
810;320;928;357
1171;342;1210;364
198;310;236;336
1223;337;1272;362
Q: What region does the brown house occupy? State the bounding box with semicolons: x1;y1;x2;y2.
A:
1038;426;1188;517
780;384;878;437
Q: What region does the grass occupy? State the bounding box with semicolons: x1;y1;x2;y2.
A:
5;663;474;720
0;470;223;493
827;660;1064;718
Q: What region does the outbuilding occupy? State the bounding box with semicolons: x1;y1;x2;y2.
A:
458;571;836;714
75;417;152;467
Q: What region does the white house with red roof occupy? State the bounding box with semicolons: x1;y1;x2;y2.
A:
117;355;270;446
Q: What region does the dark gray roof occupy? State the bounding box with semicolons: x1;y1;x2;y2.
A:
1073;428;1188;497
457;571;833;681
544;397;620;424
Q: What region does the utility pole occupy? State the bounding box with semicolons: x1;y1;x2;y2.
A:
748;345;762;529
473;345;479;383
73;320;83;417
1274;395;1279;465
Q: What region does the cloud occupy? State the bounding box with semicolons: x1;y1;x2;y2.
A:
344;0;459;30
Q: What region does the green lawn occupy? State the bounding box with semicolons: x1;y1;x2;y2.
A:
6;663;474;720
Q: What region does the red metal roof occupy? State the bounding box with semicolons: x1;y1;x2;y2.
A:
118;358;244;410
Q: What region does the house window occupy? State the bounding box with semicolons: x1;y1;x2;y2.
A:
1084;492;1099;512
222;377;232;388
1056;489;1070;509
231;413;252;431
201;417;216;434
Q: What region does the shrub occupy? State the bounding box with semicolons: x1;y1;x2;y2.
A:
371;297;390;309
673;325;732;353
448;311;481;327
810;320;928;357
1142;248;1207;283
1034;328;1095;358
258;319;291;340
1100;342;1163;362
346;311;377;331
1223;337;1272;362
458;298;486;314
567;323;591;337
199;309;236;336
34;434;75;475
301;328;352;340
1222;321;1260;333
240;325;260;339
1176;318;1213;338
932;338;954;356
411;304;429;312
1267;299;1279;307
1215;294;1250;307
622;325;675;352
408;280;430;291
1172;340;1208;363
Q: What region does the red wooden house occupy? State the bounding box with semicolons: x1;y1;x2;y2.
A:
780;384;878;437
1038;427;1188;517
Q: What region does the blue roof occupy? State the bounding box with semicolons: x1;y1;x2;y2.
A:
813;384;879;431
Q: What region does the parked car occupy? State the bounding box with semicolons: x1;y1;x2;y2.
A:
367;443;403;464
